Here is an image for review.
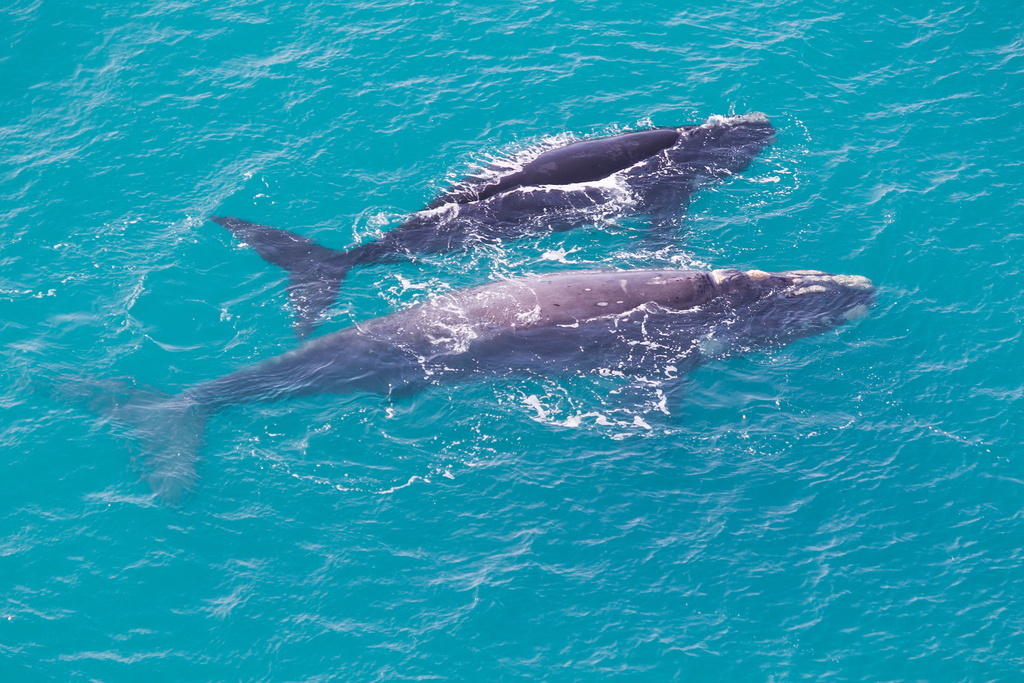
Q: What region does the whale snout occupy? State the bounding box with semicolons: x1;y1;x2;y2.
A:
706;112;777;143
774;271;877;327
820;274;875;321
689;114;777;173
728;268;877;334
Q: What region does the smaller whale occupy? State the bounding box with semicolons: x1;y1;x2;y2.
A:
213;113;776;338
77;266;873;502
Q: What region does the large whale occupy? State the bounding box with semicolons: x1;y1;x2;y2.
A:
88;266;873;501
212;113;776;338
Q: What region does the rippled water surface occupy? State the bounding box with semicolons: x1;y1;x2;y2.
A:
3;0;1023;679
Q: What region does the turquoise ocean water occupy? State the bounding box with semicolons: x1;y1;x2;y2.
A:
3;0;1023;679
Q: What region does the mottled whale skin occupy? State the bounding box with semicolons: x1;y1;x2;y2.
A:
98;266;873;501
212;114;776;338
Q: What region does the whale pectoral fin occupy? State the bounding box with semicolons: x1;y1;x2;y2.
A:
634;179;694;247
288;272;344;340
643;209;689;247
611;376;689;420
634;200;691;252
211;216;352;338
659;377;690;419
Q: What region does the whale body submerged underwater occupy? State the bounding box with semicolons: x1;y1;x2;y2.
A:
213;113;776;338
84;267;874;502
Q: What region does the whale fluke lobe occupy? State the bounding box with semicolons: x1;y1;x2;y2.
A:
212;217;352;339
53;379;207;504
120;393;207;504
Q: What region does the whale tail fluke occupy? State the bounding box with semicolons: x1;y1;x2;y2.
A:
211;216;352;339
52;379;208;504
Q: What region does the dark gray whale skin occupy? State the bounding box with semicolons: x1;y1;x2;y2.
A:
212;114;776;338
103;266;873;501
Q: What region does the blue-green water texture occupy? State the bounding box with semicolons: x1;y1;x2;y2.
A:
3;0;1024;679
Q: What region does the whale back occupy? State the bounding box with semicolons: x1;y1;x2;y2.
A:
426;128;682;209
352;267;874;375
360;270;720;349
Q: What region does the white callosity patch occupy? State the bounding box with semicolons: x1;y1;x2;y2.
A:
828;274;875;291
791;285;830;297
710;269;728;285
704;112;769;126
790;273;873;298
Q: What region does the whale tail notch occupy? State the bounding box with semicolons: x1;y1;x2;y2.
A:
52;378;208;504
211;216;353;339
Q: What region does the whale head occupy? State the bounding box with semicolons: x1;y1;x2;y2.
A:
706;267;876;354
672;113;777;177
